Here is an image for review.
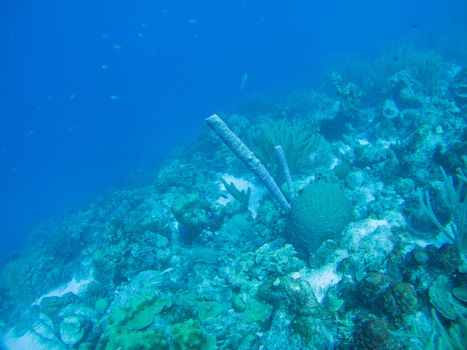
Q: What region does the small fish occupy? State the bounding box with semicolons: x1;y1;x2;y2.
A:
188;19;197;24
26;130;36;136
240;72;248;89
392;56;400;62
113;44;123;50
110;95;119;100
69;94;76;100
101;64;109;70
410;23;418;29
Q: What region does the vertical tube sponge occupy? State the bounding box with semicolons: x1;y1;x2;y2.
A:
206;114;291;213
274;145;295;199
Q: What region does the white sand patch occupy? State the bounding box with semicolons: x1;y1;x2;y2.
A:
296;175;315;190
3;275;93;349
358;185;376;203
2;329;61;350
343;218;395;269
346;218;389;248
293;265;342;303
377;138;397;149
329;156;339;170
32;276;93;306
385;211;406;228
337;142;352;155
357;139;370;146
292;249;347;304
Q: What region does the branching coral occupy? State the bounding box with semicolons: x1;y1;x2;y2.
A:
331;46;445;99
428;309;467;350
417;166;466;257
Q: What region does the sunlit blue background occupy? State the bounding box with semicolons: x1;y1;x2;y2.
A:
1;0;466;254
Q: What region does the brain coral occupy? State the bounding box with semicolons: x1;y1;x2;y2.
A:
286;182;353;253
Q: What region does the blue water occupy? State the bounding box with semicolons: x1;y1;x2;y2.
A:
0;0;465;254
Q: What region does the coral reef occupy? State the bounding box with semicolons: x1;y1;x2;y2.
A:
450;67;467;111
0;47;465;350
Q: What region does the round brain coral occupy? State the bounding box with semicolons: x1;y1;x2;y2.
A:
286;182;353;253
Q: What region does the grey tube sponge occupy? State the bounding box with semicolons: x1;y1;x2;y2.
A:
206;114;291;213
274;145;295;199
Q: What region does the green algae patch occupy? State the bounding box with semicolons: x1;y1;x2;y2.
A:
176;291;199;307
176;292;223;323
95;298;109;314
100;293;173;350
231;292;272;324
171;319;216;350
197;301;223;322
140;270;164;287
232;293;247;312
105;329;169;350
110;294;172;332
244;296;273;324
171;193;200;219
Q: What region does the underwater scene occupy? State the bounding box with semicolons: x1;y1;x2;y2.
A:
1;0;466;349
